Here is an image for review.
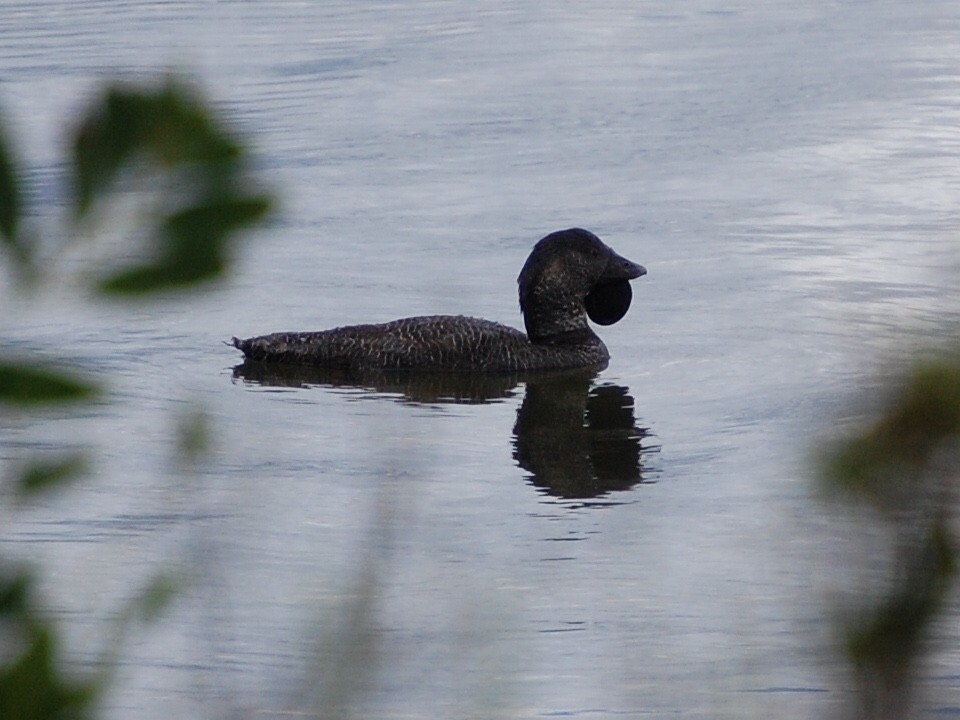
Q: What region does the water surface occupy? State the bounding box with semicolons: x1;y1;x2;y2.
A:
2;2;960;718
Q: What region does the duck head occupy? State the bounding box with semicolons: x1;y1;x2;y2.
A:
517;228;646;343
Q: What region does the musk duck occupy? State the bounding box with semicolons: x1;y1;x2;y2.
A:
231;228;646;372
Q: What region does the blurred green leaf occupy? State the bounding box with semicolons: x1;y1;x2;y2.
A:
16;453;89;497
0;115;32;278
72;89;139;221
71;77;272;296
163;195;272;253
877;361;960;455
96;259;217;295
0;361;99;406
842;518;956;720
0;626;98;720
0;570;31;617
133;573;179;623
72;79;243;221
147;81;241;168
176;408;210;464
97;194;271;295
822;358;960;507
0;116;21;244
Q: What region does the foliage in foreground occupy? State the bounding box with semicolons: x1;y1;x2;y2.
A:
0;77;270;719
822;356;960;720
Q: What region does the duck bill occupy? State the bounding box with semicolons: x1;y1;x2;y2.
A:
585;249;646;326
602;250;646;281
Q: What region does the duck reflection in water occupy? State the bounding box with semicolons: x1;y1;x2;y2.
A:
512;370;657;501
232;363;658;501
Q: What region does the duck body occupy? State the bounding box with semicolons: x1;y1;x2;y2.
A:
232;228;646;373
233;315;609;372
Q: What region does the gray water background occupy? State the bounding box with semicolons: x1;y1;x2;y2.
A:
3;1;960;718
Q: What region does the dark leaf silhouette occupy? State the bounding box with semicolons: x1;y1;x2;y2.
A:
0;362;99;405
71;79;241;219
97;195;270;294
0;115;28;271
17;453;89;497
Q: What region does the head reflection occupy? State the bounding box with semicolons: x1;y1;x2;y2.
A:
232;362;657;501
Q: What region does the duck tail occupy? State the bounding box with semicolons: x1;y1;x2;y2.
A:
228;336;249;354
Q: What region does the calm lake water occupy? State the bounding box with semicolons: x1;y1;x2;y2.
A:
3;2;960;718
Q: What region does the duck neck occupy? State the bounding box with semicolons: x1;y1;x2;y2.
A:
522;295;596;345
